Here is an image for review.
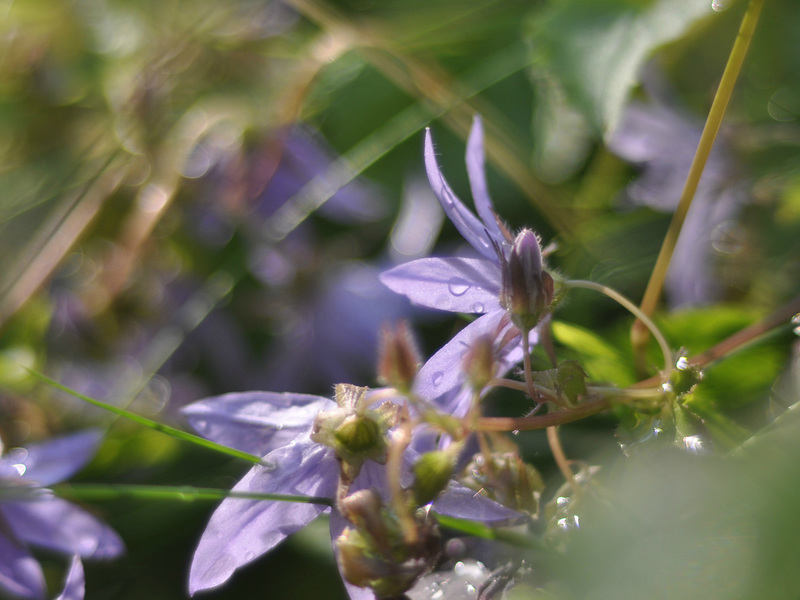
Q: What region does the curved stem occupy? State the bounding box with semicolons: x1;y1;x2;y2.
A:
565;279;673;372
547;425;577;495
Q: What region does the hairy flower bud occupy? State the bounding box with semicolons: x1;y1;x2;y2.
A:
462;334;496;392
376;321;421;392
499;229;554;330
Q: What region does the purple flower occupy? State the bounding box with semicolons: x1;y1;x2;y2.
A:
0;431;124;600
183;390;521;598
607;95;746;307
380;117;540;403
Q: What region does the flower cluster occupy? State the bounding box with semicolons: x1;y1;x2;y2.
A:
179;116;564;599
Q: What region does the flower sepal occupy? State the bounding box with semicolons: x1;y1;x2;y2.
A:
311;384;398;480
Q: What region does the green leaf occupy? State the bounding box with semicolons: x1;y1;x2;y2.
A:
29;370;262;465
529;0;712;134
551;320;634;385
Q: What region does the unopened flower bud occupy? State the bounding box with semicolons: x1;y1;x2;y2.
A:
500;229;554;330
335;415;381;454
411;450;454;506
462;334;496;392
377;321;421;392
336;490;440;598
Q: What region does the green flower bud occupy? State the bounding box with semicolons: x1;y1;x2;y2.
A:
334;415;382;454
411;450;454;506
376;321;421;393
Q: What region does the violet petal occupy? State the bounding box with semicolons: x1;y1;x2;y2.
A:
188;436;337;594
465;116;504;243
0;520;46;600
2;498;124;559
424;130;497;261
379;257;500;314
54;556;84;600
183;392;332;457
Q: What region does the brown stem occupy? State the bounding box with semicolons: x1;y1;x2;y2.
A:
477;397;611;432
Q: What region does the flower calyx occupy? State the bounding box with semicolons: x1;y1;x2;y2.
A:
311;384;399;481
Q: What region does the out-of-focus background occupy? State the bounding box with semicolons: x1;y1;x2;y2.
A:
1;0;799;598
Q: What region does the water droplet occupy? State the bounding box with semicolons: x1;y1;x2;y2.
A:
471;302;484;313
556;496;570;507
448;279;471;296
711;220;745;255
431;371;444;387
682;435;706;454
768;88;799;122
465;583;476;594
431;590;444;600
793;313;800;336
711;0;730;11
557;515;580;531
676;356;689;370
12;464;26;476
245;550;256;561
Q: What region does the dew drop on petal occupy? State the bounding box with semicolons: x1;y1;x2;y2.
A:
711;0;730;10
792;313;800;336
448;279;471;297
431;371;444;387
12;464;26;476
471;302;484;313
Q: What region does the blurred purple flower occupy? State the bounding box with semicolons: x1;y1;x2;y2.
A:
0;431;124;600
183;390;520;599
607;96;746;307
380;116;538;402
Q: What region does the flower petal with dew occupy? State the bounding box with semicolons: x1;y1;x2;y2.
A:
381;117;546;374
184;389;522;597
0;431;124;600
413;310;538;415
